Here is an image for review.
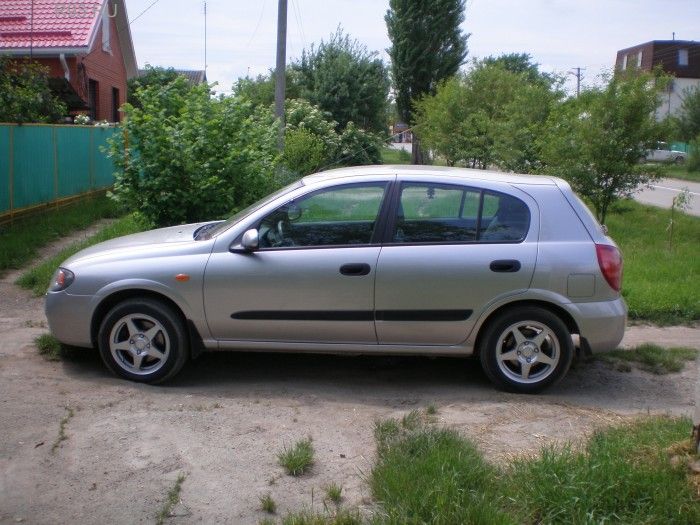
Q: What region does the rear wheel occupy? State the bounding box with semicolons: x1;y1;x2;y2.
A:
479;307;573;393
97;298;189;384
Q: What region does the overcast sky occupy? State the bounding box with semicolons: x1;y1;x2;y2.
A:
123;0;699;95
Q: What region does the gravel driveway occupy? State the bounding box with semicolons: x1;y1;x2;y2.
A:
1;228;697;524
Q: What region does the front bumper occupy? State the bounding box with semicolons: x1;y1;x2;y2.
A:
45;291;95;348
567;297;627;352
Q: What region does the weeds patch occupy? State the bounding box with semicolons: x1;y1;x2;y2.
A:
260;493;277;514
324;483;343;505
597;344;698;374
51;406;75;453
278;437;315;476
156;473;186;525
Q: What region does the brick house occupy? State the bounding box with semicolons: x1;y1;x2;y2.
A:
615;40;700;119
0;0;137;122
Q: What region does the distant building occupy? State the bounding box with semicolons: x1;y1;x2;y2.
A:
615;40;700;119
0;0;138;122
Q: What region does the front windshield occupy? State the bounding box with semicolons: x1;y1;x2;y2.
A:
195;180;304;240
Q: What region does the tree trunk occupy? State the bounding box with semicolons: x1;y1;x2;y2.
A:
411;135;424;165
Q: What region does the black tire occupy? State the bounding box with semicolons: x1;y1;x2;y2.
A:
479;306;573;394
97;298;189;384
674;156;685;165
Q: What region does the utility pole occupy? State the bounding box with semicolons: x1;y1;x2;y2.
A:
569;67;585;97
204;1;207;73
275;0;288;150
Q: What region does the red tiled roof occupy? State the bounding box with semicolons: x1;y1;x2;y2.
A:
0;0;102;49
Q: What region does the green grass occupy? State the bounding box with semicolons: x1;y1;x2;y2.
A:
597;343;698;374
369;415;699;524
324;483;343;504
607;199;700;324
278;437;315;476
17;213;144;296
0;196;120;275
371;418;512;525
507;416;699;524
156;473;186;525
380;147;411;165
662;165;700;183
281;508;362;525
260;493;277;514
35;333;63;361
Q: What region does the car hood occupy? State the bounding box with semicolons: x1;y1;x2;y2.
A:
62;222;211;266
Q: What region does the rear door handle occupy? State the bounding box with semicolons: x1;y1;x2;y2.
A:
489;259;521;273
339;263;371;276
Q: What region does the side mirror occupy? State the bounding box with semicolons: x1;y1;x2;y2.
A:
231;229;259;253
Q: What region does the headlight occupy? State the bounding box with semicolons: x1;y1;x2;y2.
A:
49;268;75;292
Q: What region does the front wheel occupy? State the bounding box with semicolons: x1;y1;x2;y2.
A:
97;298;189;384
479;307;573;393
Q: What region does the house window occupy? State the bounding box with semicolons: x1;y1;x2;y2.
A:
636;51;643;68
621;55;627;70
88;79;99;120
112;87;120;122
679;49;688;66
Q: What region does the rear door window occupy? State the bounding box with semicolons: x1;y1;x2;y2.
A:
391;183;529;243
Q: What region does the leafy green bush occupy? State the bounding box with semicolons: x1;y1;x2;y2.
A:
281;128;329;176
108;78;279;227
282;99;381;176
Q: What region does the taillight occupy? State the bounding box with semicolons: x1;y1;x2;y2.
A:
596;244;622;292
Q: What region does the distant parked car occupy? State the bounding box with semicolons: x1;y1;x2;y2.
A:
645;142;687;164
45;166;626;393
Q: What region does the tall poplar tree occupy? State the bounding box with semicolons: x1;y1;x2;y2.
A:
386;0;469;163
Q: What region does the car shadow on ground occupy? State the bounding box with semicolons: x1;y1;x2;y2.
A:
56;347;691;412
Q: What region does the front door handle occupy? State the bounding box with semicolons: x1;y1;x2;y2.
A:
489;259;521;273
339;263;371;276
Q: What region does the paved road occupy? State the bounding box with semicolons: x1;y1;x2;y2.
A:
634;178;700;216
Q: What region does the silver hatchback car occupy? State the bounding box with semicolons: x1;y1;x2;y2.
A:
45;166;626;393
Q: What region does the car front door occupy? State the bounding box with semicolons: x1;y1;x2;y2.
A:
374;181;538;346
203;182;389;344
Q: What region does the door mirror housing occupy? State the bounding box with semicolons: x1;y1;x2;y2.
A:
231;229;259;253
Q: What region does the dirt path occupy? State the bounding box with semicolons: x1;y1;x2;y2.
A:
0;226;697;524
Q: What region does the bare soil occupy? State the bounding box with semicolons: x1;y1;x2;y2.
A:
0;227;697;524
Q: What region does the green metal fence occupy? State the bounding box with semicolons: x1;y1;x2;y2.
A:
0;124;118;219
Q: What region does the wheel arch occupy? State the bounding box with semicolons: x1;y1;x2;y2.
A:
473;300;580;357
90;289;199;350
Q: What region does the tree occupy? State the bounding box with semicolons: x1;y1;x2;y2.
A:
676;85;700;142
414;59;560;171
479;52;554;87
293;28;390;133
233;69;302;108
281;99;382;177
538;71;670;224
385;0;469;164
0;57;66;123
127;65;191;108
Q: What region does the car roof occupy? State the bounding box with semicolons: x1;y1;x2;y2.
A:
301;165;560;186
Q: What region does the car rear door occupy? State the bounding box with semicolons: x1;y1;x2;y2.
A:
374;179;538;346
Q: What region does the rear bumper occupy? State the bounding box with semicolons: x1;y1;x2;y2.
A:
567;298;627;352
